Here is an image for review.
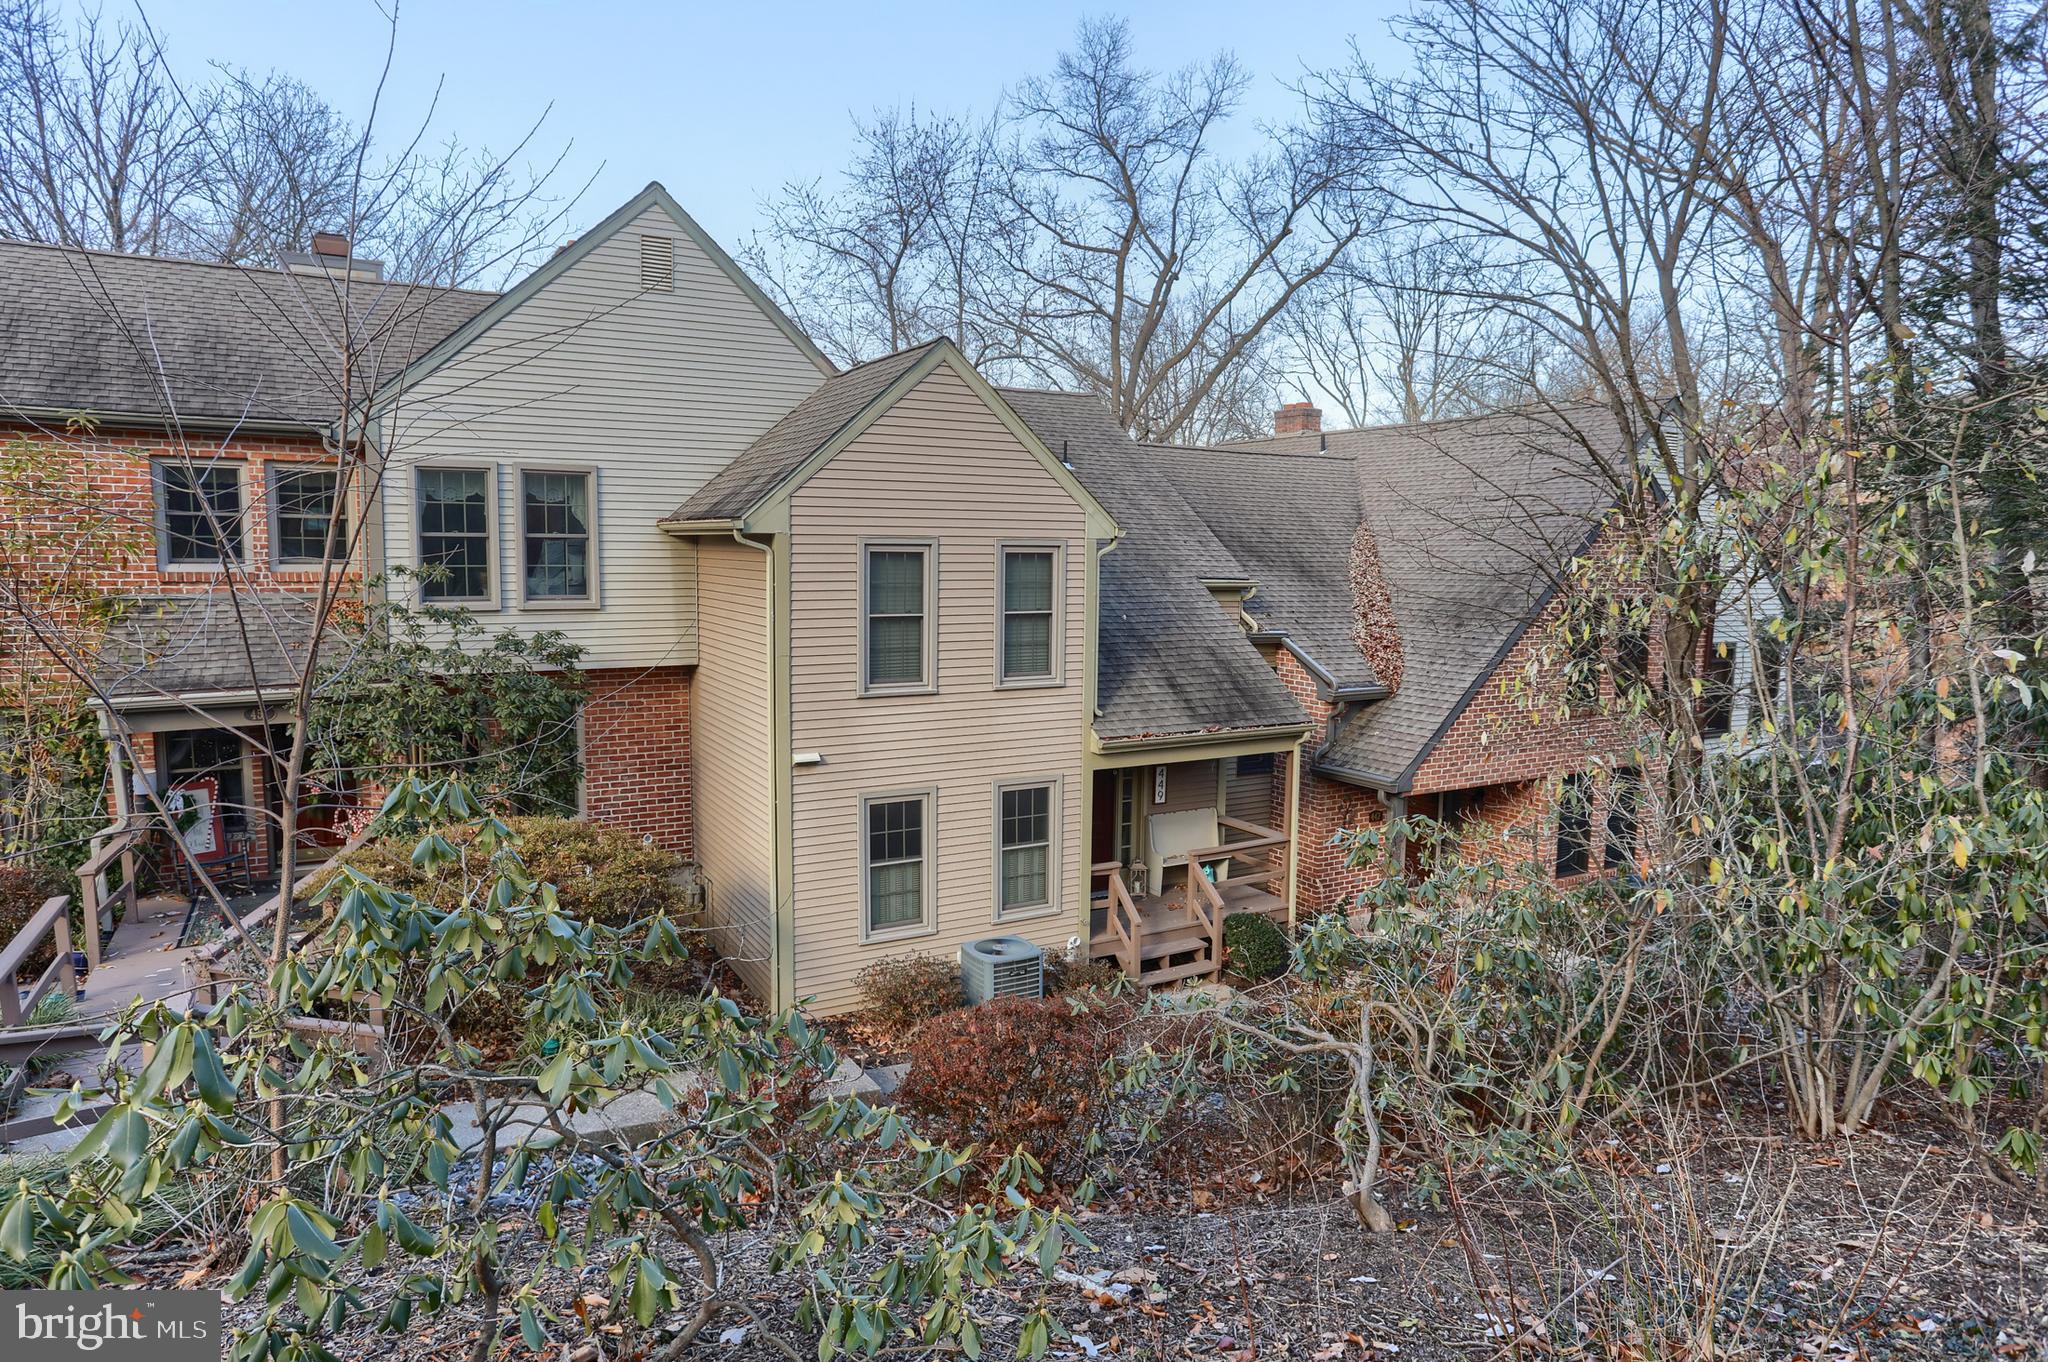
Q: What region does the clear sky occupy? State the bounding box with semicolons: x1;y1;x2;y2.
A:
129;0;1411;256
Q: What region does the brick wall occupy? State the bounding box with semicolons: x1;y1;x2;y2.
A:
578;665;693;855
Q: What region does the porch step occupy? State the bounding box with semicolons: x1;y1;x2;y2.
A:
1089;923;1216;963
1134;957;1221;987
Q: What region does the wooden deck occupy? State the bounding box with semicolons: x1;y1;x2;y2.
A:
1088;815;1291;987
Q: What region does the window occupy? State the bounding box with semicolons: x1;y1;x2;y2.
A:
521;470;594;602
416;467;493;602
1555;773;1592;879
1699;621;1736;737
270;467;346;566
863;793;932;936
161;729;249;844
1235;752;1275;778
999;547;1057;683
996;781;1057;917
1614;623;1652;692
156;462;244;565
1605;770;1641;873
863;544;932;692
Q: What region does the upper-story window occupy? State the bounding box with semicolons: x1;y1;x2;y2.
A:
270;467;347;567
999;546;1059;685
416;466;493;603
521;470;595;603
155;461;244;566
862;542;934;693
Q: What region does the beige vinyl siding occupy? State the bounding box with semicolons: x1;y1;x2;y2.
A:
786;365;1090;1013
691;538;776;1000
1151;759;1221;816
380;201;824;668
1224;756;1273;825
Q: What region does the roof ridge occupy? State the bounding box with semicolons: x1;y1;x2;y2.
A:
0;236;502;298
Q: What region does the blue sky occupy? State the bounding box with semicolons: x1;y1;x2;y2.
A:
133;0;1410;254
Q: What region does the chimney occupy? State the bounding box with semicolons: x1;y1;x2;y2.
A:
1274;401;1322;436
281;231;384;282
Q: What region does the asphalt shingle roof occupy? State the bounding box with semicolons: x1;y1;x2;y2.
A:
1003;389;1310;742
667;342;939;523
0;240;497;426
1235;409;1619;787
94;592;320;700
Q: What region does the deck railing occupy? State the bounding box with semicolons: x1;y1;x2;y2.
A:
1;894;74;1027
75;817;151;973
1180;815;1291;920
1093;859;1143;978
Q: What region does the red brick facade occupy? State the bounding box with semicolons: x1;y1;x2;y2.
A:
578;666;693;855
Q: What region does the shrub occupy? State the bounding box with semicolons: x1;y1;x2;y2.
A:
1043;948;1123;997
1222;911;1290;981
856;954;961;1034
311;816;696;1039
896;995;1120;1173
0;863;67;982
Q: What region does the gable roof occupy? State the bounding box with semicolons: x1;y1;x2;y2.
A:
1236;407;1620;790
374;181;833;410
666;339;1112;534
1004;388;1311;743
0;240;496;427
668;341;940;524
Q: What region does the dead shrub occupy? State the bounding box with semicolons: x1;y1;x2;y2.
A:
896;994;1121;1174
855;954;962;1034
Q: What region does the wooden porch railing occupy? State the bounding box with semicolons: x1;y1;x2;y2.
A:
1;894;74;1027
1093;859;1142;979
75;817;151;973
1180;815;1291;920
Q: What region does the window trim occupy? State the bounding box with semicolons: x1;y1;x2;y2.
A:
992;775;1063;922
513;464;602;609
267;463;349;570
859;787;939;942
858;539;938;696
413;463;499;607
153;459;247;571
994;541;1064;688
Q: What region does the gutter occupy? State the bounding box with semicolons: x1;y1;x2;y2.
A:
1092;722;1310;755
2;406;323;437
659;516;744;538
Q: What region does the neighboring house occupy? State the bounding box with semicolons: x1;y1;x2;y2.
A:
0;180;1773;1015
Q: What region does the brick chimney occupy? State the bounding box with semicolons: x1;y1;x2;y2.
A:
310;231;350;258
1274;401;1322;436
282;231;384;282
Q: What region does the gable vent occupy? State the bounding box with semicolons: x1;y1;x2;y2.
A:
640;234;675;291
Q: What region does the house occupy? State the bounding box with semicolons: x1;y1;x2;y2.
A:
0;181;1774;1015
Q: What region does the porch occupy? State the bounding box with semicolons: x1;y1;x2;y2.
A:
1086;750;1297;987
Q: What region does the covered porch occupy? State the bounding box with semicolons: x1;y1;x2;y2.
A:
1085;741;1300;987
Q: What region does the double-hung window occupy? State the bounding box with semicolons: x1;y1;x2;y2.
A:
863;793;932;937
862;544;932;692
521;469;594;603
416;467;493;602
157;462;244;566
271;467;346;566
1605;769;1642;873
1555;773;1593;879
999;546;1058;684
996;780;1057;917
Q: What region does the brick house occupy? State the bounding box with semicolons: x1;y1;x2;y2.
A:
0;181;1775;1013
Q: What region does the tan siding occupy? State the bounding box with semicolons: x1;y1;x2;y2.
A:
786;365;1090;1013
1224;756;1273;825
691;538;776;1000
1151;760;1221;816
381;201;824;669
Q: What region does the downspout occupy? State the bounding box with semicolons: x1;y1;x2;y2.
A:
728;525;793;1013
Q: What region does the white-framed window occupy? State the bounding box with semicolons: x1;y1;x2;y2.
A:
994;777;1060;919
155;460;245;567
269;465;346;567
997;543;1061;685
519;468;597;605
860;541;935;694
415;465;495;603
862;790;936;939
